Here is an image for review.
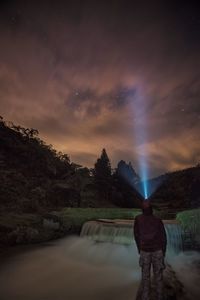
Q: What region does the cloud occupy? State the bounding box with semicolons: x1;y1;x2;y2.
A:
69;151;98;167
0;1;199;177
143;131;200;176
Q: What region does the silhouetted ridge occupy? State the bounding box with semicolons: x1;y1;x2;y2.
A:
0;116;199;214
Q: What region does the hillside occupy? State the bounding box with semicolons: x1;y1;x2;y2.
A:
148;166;200;212
0;116;199;215
0;117;97;213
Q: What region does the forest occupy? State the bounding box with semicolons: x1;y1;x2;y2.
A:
0;116;200;216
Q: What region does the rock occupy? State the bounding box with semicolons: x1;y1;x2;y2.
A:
43;219;60;230
162;263;186;300
42;212;63;230
7;226;40;244
136;263;186;300
25;227;40;242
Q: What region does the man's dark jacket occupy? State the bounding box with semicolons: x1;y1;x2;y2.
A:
134;207;167;255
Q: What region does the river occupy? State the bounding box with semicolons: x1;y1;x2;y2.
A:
0;234;199;299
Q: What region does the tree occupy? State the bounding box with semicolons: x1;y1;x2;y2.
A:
67;166;92;207
94;148;112;201
116;160;140;187
112;161;142;208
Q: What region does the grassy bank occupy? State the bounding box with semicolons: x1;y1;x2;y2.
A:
176;208;200;251
59;207;141;228
0;208;141;235
0;208;141;248
3;207;198;249
176;208;200;236
1;206;194;234
0;206;181;236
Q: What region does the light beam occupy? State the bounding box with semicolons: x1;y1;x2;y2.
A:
131;87;150;199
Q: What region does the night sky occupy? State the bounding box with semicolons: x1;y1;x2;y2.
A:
0;0;200;177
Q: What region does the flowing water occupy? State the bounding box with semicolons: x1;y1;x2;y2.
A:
80;220;184;253
0;222;199;300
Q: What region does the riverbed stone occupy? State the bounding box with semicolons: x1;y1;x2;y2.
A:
136;263;186;300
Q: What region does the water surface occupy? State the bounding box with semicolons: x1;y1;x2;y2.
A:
0;236;199;300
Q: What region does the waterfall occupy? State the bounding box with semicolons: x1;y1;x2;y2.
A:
80;220;134;245
80;219;184;253
164;223;184;253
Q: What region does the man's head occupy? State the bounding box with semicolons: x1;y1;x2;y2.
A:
142;200;153;215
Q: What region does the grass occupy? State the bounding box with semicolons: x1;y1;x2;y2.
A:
0;208;141;232
0;206;176;233
1;206;188;236
176;208;200;235
59;207;141;228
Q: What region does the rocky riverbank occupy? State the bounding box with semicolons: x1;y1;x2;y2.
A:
1;209;199;255
0;212;81;252
0;208;141;250
135;263;186;300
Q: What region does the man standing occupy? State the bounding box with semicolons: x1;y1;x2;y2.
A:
134;200;167;300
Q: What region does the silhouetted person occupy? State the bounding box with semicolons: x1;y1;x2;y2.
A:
134;200;167;300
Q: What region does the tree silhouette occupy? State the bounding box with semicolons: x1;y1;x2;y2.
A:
116;160;140;187
94;148;112;201
112;161;141;207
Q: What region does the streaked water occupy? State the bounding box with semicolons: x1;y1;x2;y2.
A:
81;221;184;253
0;229;199;300
0;237;141;300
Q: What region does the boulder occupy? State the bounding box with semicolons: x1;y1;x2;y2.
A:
136;263;186;300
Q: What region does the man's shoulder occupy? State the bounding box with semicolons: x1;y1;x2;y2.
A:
135;214;162;222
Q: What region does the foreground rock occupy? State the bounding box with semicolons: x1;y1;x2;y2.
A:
0;212;80;250
163;263;186;300
136;263;186;300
